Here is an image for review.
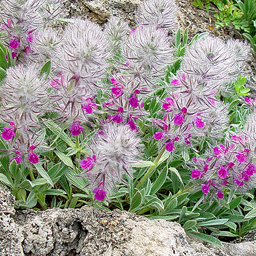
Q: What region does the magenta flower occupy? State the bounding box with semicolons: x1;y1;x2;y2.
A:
2;122;15;141
69;120;84;136
24;46;32;54
236;149;249;163
7;18;12;27
28;146;39;164
11;52;17;59
194;117;204;129
234;178;244;187
80;155;96;170
50;78;61;88
27;30;33;43
174;112;185;126
216;190;224;199
10;151;23;164
246;164;256;176
245;97;252;105
162;97;174;111
112;107;124;123
111;84;123;97
218;166;228;179
126;115;138;132
82;98;97;114
92;182;107;201
9;37;20;49
191;169;203;179
170;79;181;85
129;90;140;108
154;132;164;140
202;183;210;194
165;137;179;152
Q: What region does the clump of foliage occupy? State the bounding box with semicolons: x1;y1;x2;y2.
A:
0;0;256;247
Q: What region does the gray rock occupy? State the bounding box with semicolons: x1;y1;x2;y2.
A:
0;183;24;256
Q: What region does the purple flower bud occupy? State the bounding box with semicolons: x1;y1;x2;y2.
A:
11;52;17;59
2;122;15;141
70;120;84;136
171;79;181;85
92;182;107;201
236;150;249;163
27;30;34;43
111;85;123;97
162;97;174;111
82;98;97;114
80;155;96;170
245;97;252;105
126;115;138;132
246;164;256;176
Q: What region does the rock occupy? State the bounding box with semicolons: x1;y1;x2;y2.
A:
0;183;24;256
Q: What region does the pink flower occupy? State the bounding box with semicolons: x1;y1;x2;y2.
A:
129;28;137;34
112;107;123;124
82;98;97;114
128;90;140;108
9;37;20;49
165;137;179;152
69;120;84;136
234;178;244;187
218;166;228;179
171;79;181;85
11;52;17;59
245;97;252;105
246;164;256;176
174;113;185;125
194;117;204;129
111;85;123;97
24;46;32;54
126;115;138;132
10;151;22;164
27;30;33;43
80;155;96;170
236;149;249;163
2;122;15;140
191;169;203;179
154;132;164;140
162;97;174;111
93;182;107;201
7;18;12;27
202;182;210;194
216;190;224;199
28;146;39;164
50;78;61;88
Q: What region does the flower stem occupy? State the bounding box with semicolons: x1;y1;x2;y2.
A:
29;169;35;181
76;136;80;166
136;146;166;189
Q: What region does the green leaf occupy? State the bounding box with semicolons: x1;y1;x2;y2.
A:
0;173;12;187
44;121;75;148
187;232;222;246
31;178;48;187
169;167;184;188
245;208;256;218
69;197;79;208
148;215;179;221
179;206;187;222
197;219;229;227
183;220;197;230
151;168;168;195
34;163;54;187
55;151;74;169
211;231;239;237
164;197;178;213
131;161;155;168
39;60;51;80
65;168;88;192
228;99;240;111
43;189;67;196
157;150;171;166
175;28;181;48
182;27;188;46
0;67;6;81
129;190;142;211
0;46;7;70
229;197;242;210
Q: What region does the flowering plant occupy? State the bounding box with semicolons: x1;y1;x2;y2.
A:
0;0;256;246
